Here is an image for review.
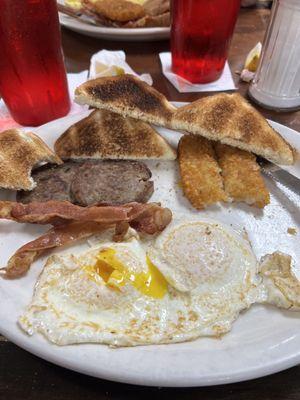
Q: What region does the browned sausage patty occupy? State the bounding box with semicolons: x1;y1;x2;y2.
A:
71;160;153;206
17;160;154;206
16;162;81;204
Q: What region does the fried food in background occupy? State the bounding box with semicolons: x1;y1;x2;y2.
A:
128;0;170;27
88;0;145;22
143;0;169;15
125;10;169;28
178;136;227;210
215;143;270;208
69;0;170;28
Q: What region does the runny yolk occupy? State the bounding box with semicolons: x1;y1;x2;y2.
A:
84;248;167;299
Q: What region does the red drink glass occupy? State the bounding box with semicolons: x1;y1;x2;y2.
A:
171;0;240;84
0;0;70;126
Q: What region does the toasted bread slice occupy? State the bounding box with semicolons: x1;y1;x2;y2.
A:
0;129;62;191
215;143;270;208
178;135;227;209
172;93;294;165
75;74;176;127
55;109;176;160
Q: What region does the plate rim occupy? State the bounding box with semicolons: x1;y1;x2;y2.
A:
1;319;300;387
58;12;170;36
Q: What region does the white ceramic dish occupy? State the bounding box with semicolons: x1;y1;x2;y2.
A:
0;107;300;387
58;12;170;41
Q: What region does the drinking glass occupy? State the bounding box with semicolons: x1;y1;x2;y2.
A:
0;0;70;126
171;0;241;84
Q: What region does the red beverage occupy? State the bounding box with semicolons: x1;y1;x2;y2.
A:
171;0;240;83
0;0;70;126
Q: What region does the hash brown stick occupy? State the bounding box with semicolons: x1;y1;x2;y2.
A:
215;143;270;208
178;136;227;209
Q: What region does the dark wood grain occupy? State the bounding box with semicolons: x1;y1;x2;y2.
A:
1;6;300;398
1;341;300;400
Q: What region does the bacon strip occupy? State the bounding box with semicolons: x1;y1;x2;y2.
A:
1;222;111;278
127;202;172;235
0;201;172;230
0;201;16;221
0;202;172;278
0;201;133;225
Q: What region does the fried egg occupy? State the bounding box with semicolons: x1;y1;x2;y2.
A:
19;217;300;347
147;216;258;292
259;251;300;310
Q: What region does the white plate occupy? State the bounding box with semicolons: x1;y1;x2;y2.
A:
59;12;170;41
0;107;300;387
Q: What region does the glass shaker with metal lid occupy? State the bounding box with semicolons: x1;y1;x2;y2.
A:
248;0;300;111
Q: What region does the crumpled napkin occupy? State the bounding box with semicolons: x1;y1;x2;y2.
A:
0;70;89;131
159;52;236;93
89;50;153;85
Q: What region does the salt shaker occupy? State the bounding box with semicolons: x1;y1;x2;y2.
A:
248;0;300;111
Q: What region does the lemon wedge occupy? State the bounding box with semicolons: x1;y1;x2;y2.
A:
94;61;125;78
244;42;262;72
65;0;83;9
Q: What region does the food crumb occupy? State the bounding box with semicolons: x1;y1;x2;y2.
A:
287;227;297;235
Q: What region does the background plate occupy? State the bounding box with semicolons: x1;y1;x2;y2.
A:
58;12;170;41
0;106;300;387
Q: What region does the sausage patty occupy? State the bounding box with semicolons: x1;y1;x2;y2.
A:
71;160;154;206
17;160;154;206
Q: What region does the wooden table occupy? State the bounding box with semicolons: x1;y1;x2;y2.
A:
1;7;300;399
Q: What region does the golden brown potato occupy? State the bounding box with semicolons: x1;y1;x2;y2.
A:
215;143;270;208
178;135;227;210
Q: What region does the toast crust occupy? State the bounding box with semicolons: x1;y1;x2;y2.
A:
75;74;176;126
75;76;294;165
54;109;176;160
0;129;62;191
172;94;295;165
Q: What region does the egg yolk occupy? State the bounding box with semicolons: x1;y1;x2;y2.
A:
85;248;167;299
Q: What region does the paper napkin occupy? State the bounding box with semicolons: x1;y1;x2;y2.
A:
159;52;236;93
0;70;89;131
89;50;153;85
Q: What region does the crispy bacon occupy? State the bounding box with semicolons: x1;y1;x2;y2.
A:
1;222;111;279
0;201;133;225
0;201;172;278
0;201;16;221
128;202;172;234
113;221;130;242
0;201;172;231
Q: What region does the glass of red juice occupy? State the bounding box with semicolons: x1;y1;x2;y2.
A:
171;0;241;84
0;0;70;127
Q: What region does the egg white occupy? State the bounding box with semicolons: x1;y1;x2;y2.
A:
19;216;300;347
147;215;258;292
